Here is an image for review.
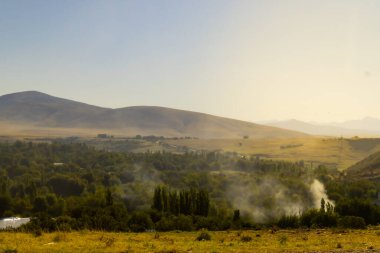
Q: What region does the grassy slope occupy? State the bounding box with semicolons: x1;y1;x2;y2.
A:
1;229;380;252
346;150;380;181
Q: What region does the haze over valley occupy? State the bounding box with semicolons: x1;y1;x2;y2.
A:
2;1;380;252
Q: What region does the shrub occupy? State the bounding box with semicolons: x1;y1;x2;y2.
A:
311;212;338;228
277;215;299;228
128;212;153;232
155;217;175;231
194;216;219;231
338;216;366;229
241;236;252;242
173;215;194;231
196;230;211;241
300;209;319;228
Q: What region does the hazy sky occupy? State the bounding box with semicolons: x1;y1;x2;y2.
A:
1;0;380;123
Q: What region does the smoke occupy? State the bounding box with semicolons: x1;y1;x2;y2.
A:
310;179;334;208
120;163;163;210
226;175;333;223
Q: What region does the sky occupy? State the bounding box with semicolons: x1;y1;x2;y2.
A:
1;0;380;123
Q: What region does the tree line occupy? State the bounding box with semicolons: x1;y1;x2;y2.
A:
0;141;379;232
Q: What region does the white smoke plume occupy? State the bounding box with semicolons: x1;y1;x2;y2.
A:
310;179;334;208
226;176;333;223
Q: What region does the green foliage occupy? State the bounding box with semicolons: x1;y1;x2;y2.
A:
300;209;319;228
338;216;366;229
0;194;11;217
310;212;338;228
128;212;153;232
0;141;378;232
152;186;209;217
277;215;299;229
48;175;85;197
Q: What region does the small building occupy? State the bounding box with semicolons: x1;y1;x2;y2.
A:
0;217;30;230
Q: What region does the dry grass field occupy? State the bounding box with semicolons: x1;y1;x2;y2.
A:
1;229;380;253
2;134;380;170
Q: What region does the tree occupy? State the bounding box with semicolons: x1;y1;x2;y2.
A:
320;198;326;212
0;195;11;217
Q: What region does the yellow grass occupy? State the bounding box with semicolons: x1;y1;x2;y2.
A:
1;229;380;252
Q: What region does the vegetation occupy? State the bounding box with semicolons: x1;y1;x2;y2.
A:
0;141;379;233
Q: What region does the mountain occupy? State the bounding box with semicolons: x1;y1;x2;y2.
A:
265;119;380;137
331;117;380;132
0;91;308;139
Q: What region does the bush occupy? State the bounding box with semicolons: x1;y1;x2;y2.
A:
311;212;338;228
173;215;194;231
128;212;153;232
277;215;299;228
338;216;366;229
241;236;252;242
194;216;219;231
155;217;175;231
300;209;319;228
22;214;57;232
196;230;211;241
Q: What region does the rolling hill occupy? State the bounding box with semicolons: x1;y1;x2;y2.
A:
0;91;307;139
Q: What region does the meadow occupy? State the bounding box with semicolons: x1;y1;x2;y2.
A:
1;228;380;253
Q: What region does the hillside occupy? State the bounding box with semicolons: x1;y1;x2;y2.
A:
0;91;307;139
347;150;380;181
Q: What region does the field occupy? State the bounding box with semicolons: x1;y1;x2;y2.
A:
1;229;380;253
4;135;380;170
165;137;380;170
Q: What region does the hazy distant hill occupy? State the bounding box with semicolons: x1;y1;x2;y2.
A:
331;117;380;132
0;91;307;139
265;119;380;137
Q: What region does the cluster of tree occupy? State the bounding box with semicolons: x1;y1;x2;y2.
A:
152;186;209;216
0;141;379;232
277;198;367;229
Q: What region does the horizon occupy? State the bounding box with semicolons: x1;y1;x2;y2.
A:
2;1;380;122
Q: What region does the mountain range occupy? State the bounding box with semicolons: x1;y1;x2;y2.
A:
265;119;380;137
0;91;307;139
